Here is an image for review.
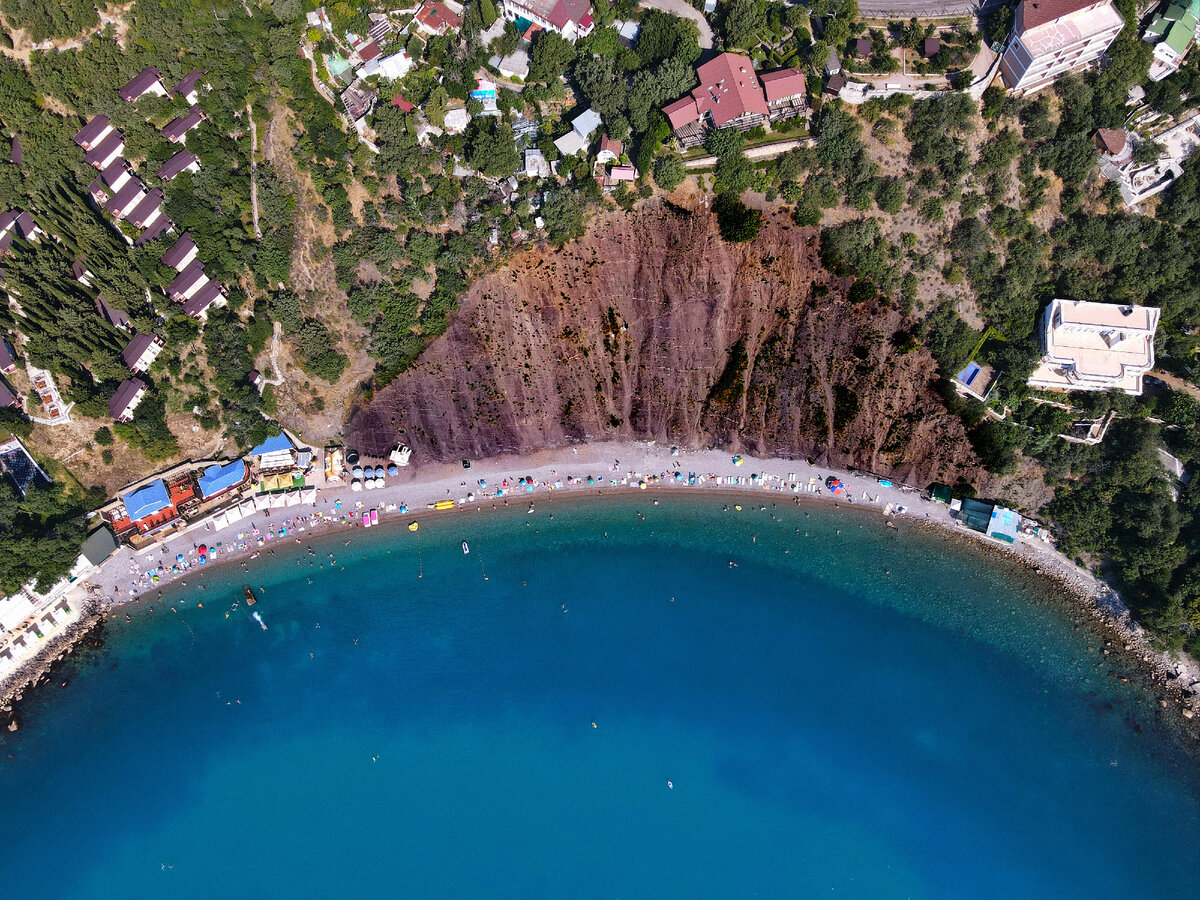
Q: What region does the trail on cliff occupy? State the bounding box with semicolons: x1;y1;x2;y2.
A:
348;203;978;487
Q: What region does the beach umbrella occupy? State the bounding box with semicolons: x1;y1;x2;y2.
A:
346;450;359;465
387;465;398;476
364;480;375;490
199;545;207;555
352;466;364;479
351;480;362;492
375;466;385;478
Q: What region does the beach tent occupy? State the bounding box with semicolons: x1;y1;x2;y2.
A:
301;488;317;505
286;491;301;506
254;494;271;510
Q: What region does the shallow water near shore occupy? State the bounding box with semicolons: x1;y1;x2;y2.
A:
1;494;1198;898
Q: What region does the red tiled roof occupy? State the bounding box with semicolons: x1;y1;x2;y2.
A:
392;93;415;112
547;0;591;30
357;40;382;63
1022;0;1104;30
414;0;462;33
664;96;699;130
759;68;806;103
690;53;768;128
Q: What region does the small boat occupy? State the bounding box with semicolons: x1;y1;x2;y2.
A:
462;541;470;554
243;586;257;606
667;780;673;789
252;611;267;630
433;499;454;510
408;521;419;532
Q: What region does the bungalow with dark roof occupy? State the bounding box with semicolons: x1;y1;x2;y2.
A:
71;259;93;286
923;37;941;58
351;37;382;65
9;135;22;166
0;336;16;374
0;379;20;410
121;333;165;373
104;179;147;220
127;189;165;230
108;378;147;422
83;131;125;170
853;38;873;58
182;281;226;320
162;105;205;144
170;69;206;104
155;150;200;181
824;72;847;96
161;233;198;271
119;66;166;102
1094;127;1133;164
88;159;135;204
0;211;44;254
168;259;208;301
413;0;463;36
73;115;113;150
134;216;173;247
95;295;132;330
248;369;265;393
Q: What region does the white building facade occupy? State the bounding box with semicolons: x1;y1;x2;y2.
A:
1000;0;1124;94
1028;299;1161;395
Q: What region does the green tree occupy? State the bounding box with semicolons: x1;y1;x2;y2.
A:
529;32;577;81
713;192;762;242
653;154;687;190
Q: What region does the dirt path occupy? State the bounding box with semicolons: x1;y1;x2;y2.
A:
1152;369;1200;401
0;1;132;64
684;137;813;169
248;103;262;240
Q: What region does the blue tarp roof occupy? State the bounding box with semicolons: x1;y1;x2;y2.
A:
249;433;291;456
122;479;171;521
197;460;246;498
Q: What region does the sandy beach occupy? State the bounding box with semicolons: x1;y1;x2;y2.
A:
9;440;1200;717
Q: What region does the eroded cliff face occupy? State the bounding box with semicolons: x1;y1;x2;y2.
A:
347;203;978;486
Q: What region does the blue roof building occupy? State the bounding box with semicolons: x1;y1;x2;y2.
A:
122;479;172;521
197;460;247;499
249;433;292;456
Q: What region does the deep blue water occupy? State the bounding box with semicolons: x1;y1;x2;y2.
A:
1;494;1197;898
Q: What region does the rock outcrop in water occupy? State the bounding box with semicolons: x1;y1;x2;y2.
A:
348;203;978;486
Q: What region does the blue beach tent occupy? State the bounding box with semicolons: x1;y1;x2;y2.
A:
122;479;172;521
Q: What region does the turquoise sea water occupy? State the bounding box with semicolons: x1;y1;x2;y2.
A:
1;494;1197;898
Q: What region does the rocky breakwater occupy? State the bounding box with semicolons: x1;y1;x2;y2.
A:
349;203;979;487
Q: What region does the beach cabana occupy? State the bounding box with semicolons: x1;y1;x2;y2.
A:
301;488;316;504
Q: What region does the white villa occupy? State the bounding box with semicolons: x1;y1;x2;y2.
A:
1028;299;1161;395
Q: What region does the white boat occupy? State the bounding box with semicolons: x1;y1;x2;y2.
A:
252;611;267;630
462;541;470;554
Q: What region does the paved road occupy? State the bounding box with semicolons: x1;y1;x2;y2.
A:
857;0;1005;18
639;0;714;49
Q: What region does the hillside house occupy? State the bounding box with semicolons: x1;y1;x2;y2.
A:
923;37;942;57
1094;127;1133;164
108;377;147;422
119;66;166;102
1028;299;1161;395
121;333;165;373
155;150;200;181
135;216;174;247
501;0;594;41
414;0;463;36
71;259;94;286
161;233;198;271
0;211;44;255
663;53;777;148
170;69;206;105
596;134;623;164
1144;1;1199;81
1000;0;1124;94
0;336;16;375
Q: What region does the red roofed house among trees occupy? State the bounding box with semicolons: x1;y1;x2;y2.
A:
501;0;594;42
413;0;463;37
662;54;805;148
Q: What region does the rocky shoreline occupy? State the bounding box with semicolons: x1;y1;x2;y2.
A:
0;602;104;733
910;518;1200;745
